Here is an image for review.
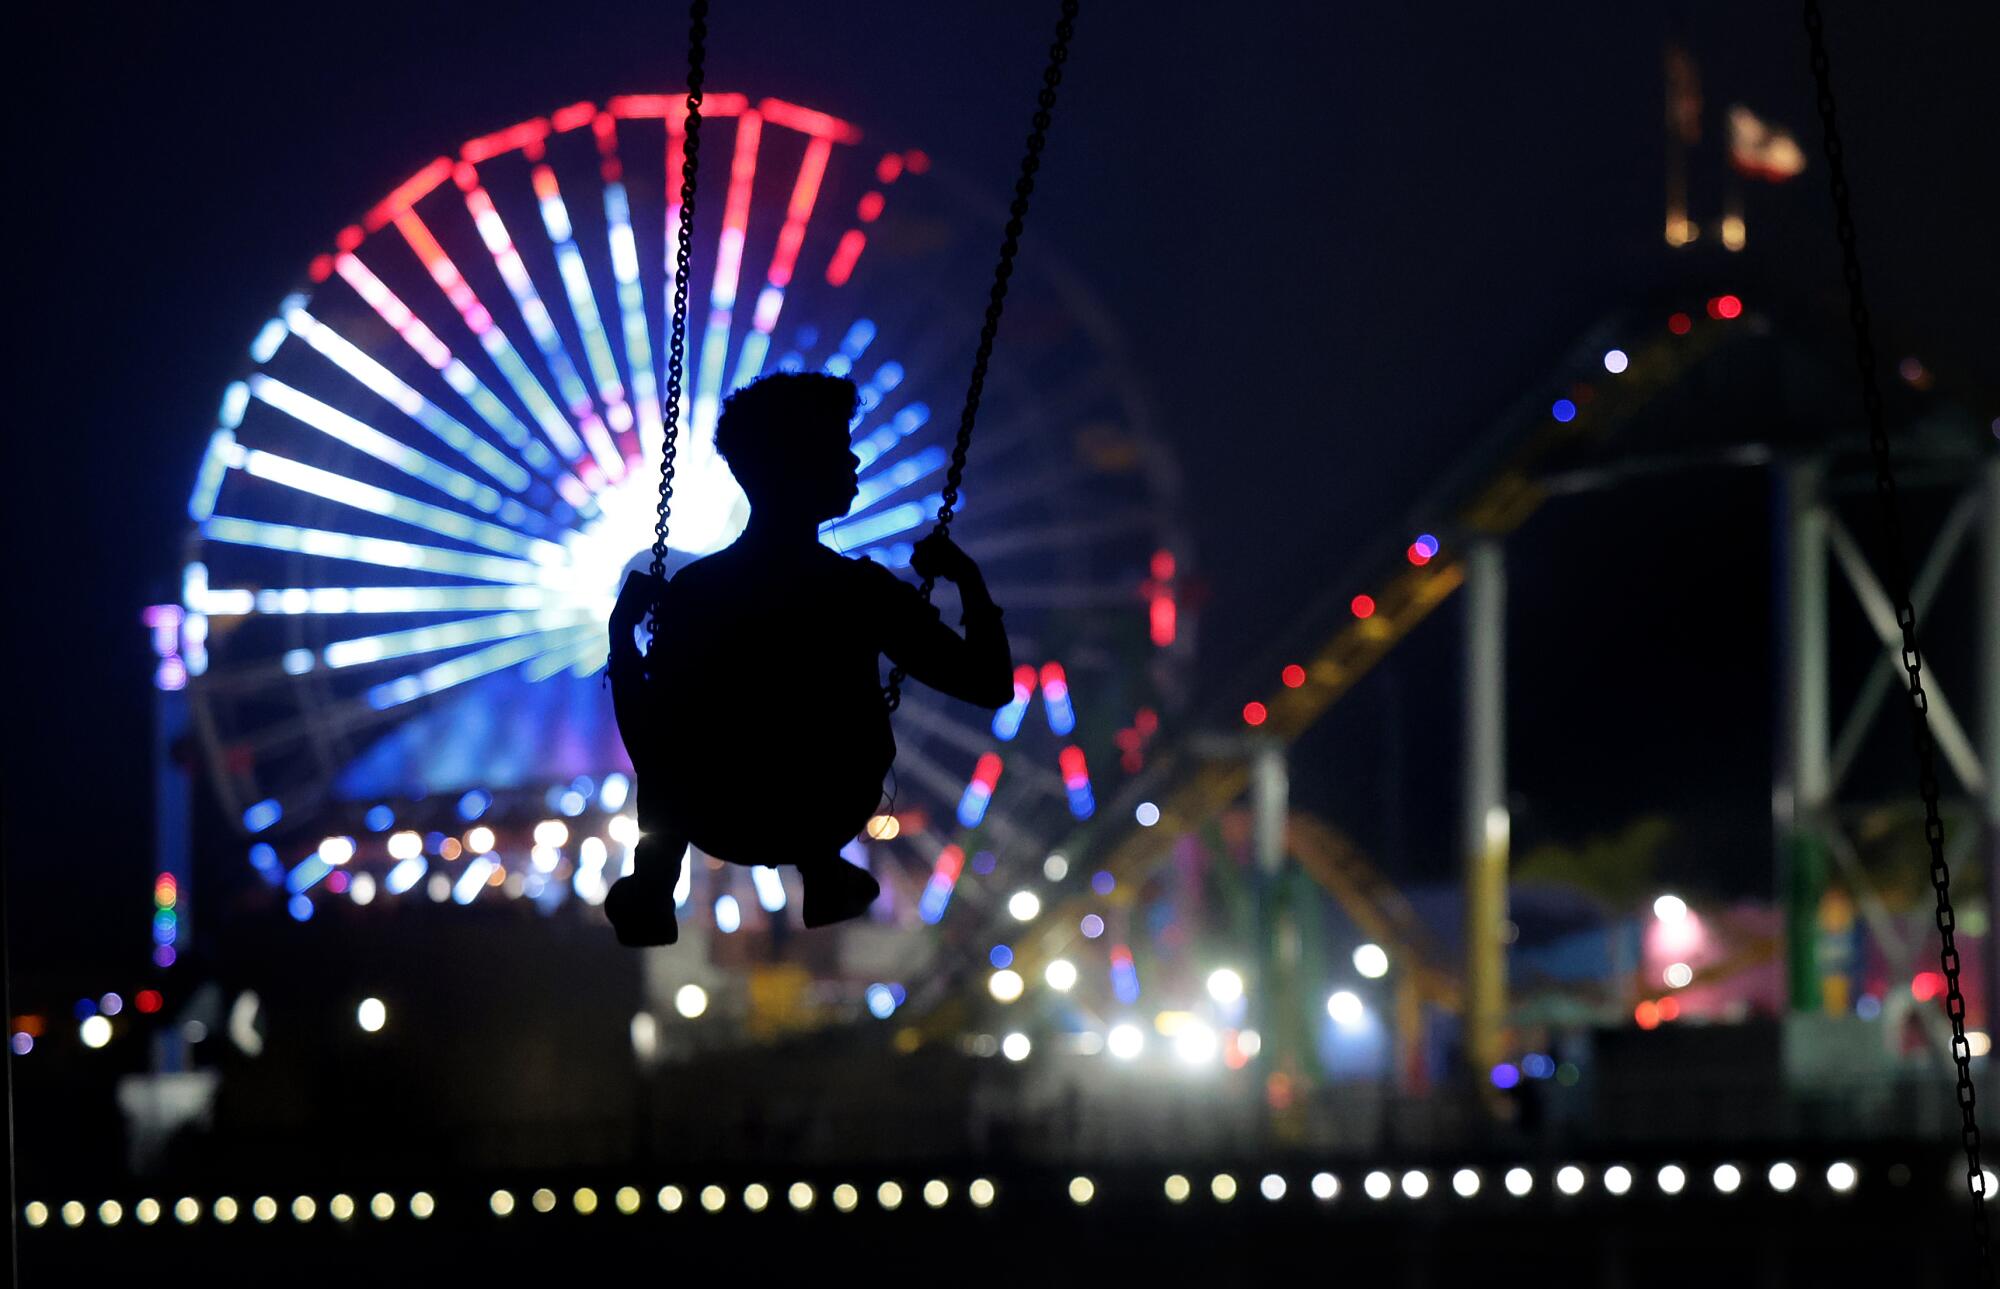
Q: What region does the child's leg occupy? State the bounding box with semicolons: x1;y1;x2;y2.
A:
798;852;880;929
606;773;688;947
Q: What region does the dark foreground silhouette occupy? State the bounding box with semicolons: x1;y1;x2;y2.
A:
605;373;1012;945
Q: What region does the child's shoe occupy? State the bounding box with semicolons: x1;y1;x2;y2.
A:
800;857;881;929
605;853;680;947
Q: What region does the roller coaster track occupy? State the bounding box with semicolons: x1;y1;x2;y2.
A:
911;308;1740;1035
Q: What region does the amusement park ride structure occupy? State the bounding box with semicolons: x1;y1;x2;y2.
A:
128;66;1996;1147
143;86;1189;1036
911;292;1999;1117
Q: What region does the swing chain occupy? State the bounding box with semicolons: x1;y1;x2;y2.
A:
650;0;709;587
885;0;1079;712
1803;2;1992;1274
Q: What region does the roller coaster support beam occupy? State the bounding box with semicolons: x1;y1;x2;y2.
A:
1983;457;2000;1027
1777;461;1831;1013
1462;538;1509;1103
1252;740;1310;1140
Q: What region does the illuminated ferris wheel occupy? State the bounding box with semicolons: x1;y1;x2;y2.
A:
174;90;1189;953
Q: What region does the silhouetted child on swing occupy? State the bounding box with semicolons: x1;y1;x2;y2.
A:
604;372;1014;946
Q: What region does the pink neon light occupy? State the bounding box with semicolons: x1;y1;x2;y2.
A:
825;229;867;287
875;153;904;184
972;753;1004;790
608;94;673;119
461;118;550;164
752;287;784;333
756;97;863;145
857;191;885;223
452;161;479;192
666;93;750;130
336;253;451;368
767;137;833;289
713;113;765;308
550;101;596;133
1150;597;1177;648
396;213;494;334
362;156;453;233
1039;661;1069;701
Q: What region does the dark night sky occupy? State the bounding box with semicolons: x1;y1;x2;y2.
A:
6;3;1996;979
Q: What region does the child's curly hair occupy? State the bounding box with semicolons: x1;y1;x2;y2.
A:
714;372;858;479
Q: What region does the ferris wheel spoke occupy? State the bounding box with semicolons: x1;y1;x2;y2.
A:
455;162;629;480
820;491;945;551
314;608;597;672
282;306;540;500
226;445;570;563
522;630;609;682
197;583;563;618
741;137;834;388
238;623;598;756
589;116;665;448
332;252;601;517
524;153;636;446
200;516;548;585
850;401;933;470
687;110;768;442
387;210;615;482
245;373;549;535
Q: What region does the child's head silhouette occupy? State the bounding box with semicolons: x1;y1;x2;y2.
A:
716;372;861;527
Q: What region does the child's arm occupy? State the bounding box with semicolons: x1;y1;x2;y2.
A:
608;570;665;745
874;533;1014;709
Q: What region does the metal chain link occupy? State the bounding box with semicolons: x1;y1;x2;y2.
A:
885;0;1079;710
649;0;709;591
1803;2;1992;1275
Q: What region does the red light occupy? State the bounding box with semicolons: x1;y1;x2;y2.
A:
972;753;1004;790
1911;971;1945;1002
1668;312;1692;335
1407;543;1431;566
904;149;931;174
1150;549;1176;582
1242;702;1268;727
875;153;904;184
1281;664;1306;688
1715;293;1743;319
1350;595;1376;620
1634;1000;1661;1030
1134;708;1159;736
857;191;885;223
308;254;334;283
550;100;596;132
1656;996;1681;1021
326;870;350;894
825;229;867;287
135;991;163;1015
